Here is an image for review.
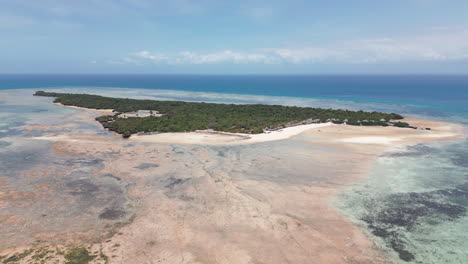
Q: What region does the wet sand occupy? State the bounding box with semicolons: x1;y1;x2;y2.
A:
0;102;464;263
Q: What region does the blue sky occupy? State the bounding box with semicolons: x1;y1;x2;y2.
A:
1;0;468;74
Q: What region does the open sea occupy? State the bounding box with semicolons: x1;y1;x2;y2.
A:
0;74;467;263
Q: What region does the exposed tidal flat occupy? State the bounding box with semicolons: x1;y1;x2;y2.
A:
0;88;466;263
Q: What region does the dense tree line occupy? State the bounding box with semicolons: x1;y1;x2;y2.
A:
35;91;409;137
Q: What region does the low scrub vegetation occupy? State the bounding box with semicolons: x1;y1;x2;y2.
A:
35;91;408;138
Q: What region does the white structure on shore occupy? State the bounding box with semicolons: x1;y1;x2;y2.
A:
118;110;163;118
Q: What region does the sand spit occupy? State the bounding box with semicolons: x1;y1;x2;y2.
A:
35;118;462;148
130;123;333;145
53;102;114;115
2;102;466;264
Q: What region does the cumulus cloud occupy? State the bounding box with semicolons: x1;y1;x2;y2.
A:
125;50;276;65
176;50;276;64
115;28;468;66
134;50;168;62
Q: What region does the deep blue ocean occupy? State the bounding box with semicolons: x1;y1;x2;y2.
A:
1;74;467;117
0;74;467;263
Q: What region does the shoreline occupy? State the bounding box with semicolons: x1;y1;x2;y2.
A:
4;96;465;263
324;121;466;263
129;122;334;145
52;102;114;114
48;102;465;146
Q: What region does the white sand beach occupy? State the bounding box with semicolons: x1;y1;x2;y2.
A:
129;123;333;145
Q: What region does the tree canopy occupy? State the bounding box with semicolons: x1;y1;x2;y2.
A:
35;91;407;137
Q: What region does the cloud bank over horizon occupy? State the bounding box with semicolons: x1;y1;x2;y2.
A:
1;0;468;73
120;28;468;66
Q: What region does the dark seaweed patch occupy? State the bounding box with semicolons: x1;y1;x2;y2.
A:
134;163;159;170
62;158;103;167
66;179;100;195
58;170;132;223
101;173;121;181
32;109;48;113
0;146;49;178
171;146;184;154
179;194;195;201
385;145;434;158
99;208;127;220
164;177;191;189
451;152;468;168
361;184;467;262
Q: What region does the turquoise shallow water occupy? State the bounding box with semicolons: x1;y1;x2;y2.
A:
337;140;468;263
0;74;467;263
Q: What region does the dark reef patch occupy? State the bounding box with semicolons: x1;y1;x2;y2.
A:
451;152;468;168
361;184;467;262
53;169;135;230
99;207;127;220
384;144;434;158
66;179;100;196
0;144;50;178
165;177;191;189
171;146;184;154
101;173;121;181
134;163;160;170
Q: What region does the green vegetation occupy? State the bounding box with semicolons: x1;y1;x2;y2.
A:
3;249;33;263
35;91;410;138
99;250;109;264
31;246;55;263
393;121;410;128
1;245;106;264
64;247;96;264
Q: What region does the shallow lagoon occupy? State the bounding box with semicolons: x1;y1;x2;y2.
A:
338;140;468;263
0;88;466;263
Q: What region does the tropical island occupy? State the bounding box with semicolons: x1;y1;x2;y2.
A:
34;91;413;138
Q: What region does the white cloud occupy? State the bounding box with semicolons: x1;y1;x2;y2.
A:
116;28;468;66
129;50;276;65
266;47;340;63
134;50;168;62
176;50;276;64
